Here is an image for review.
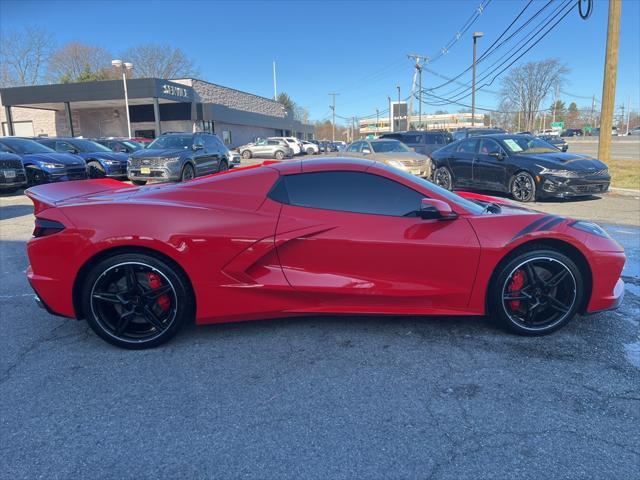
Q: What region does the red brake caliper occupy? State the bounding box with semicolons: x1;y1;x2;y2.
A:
508;269;525;311
146;272;171;312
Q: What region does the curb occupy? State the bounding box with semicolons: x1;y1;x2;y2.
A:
610;187;640;197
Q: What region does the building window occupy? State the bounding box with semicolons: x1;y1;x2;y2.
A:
222;130;232;145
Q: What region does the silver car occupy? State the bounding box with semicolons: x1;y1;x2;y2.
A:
238;139;293;160
343;139;432;178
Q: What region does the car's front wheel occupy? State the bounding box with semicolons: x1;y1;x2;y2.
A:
87;160;106;179
489;247;583;335
510;171;536;202
241;150;252;159
433;166;453;190
181;163;195;182
217;160;228;173
81;253;194;349
274;150;285;160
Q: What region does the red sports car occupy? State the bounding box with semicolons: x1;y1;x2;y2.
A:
25;158;625;349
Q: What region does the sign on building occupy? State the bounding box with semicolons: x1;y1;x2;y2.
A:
392;102;408;132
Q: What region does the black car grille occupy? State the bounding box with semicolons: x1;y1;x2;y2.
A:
573;184;608;193
0;172;26;184
590;169;609;177
0;159;23;169
129;157;168;168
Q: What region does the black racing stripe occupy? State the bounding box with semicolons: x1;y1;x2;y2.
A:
537;216;566;231
511;215;555;241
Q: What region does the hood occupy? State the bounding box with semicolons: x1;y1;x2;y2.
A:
21;152;86;166
371;151;428;161
518;152;607;170
131;148;188;158
78;151;128;162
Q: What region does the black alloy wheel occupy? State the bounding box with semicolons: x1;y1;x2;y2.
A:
511;171;536;202
87;161;106;179
490;248;582;335
26;168;46;187
181;163;195;182
433;166;453;190
82;254;193;348
217;160;229;173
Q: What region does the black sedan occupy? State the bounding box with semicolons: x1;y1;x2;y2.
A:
430;134;610;202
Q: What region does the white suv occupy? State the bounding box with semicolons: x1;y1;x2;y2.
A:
301;141;319;155
269;137;302;155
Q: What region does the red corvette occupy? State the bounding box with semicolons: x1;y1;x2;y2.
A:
25;158;625;349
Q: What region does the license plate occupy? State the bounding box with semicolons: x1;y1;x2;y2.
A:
4;170;16;179
140;167;151;174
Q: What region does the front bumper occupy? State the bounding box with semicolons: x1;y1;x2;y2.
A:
538;175;611;198
0;169;28;189
128;166;180;182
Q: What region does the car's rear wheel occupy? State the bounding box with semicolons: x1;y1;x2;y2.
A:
181;163;195;182
274;150;285;160
241;150;252;159
217;160;228;173
489;248;583;335
510;171;536;202
87;160;105;179
306;148;314;155
26;167;46;187
81;253;194;349
131;180;147;186
433;166;453;190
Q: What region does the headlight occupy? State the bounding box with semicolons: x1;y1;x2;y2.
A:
570;220;610;238
537;165;582;178
102;160;120;165
41;163;64;169
387;160;408;170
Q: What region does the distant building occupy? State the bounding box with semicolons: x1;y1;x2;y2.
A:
359;112;485;135
0;78;314;147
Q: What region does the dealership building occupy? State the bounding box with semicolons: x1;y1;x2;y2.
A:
0;78;314;147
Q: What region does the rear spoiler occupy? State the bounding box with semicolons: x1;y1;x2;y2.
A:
25;179;129;214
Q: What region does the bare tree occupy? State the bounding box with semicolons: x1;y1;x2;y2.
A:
48;42;112;83
120;44;198;79
0;26;53;87
500;59;568;132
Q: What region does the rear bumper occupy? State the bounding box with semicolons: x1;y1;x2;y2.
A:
28;266;75;319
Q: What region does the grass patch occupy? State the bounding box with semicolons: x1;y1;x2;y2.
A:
608;159;640;189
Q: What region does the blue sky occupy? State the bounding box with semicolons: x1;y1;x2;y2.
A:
1;0;638;123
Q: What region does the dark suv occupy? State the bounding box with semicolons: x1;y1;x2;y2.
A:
452;127;507;141
127;132;230;185
379;130;452;156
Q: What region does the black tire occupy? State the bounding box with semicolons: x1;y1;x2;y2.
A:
241;150;252;159
489;247;583;336
26;167;46;187
181;163;195;182
510;171;537;202
433;166;453;190
81;253;194;349
131;180;147;186
217;160;228;173
306;148;314;155
87;160;106;179
274;150;285;160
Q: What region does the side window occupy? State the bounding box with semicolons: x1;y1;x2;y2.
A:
404;134;422;144
55;141;73;152
432;134;445;145
276;171;424;217
456;139;478;153
203;135;217;152
479;139;503;155
267;140;279;146
347;142;361;152
192;134;203;148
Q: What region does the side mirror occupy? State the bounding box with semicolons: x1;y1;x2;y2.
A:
362;148;372;155
192;143;203;151
489;151;504;160
420;198;457;220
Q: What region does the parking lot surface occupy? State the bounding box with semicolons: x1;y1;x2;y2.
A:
1;190;639;479
566;137;640;161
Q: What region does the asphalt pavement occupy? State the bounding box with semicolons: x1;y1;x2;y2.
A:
1;190;639;479
565;137;640;161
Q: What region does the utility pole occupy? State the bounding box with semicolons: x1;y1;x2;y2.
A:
471;32;484;127
272;61;277;100
408;54;428;130
598;0;621;162
552;83;560;123
387;96;392;133
619;103;625;132
396;85;401;131
626;96;631;135
329;92;339;142
591;95;596;128
376;108;379;135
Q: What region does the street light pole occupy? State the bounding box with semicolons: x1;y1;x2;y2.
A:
112;59;134;139
396;85;401;131
376;108;379;135
471;32;483;127
387;96;392;133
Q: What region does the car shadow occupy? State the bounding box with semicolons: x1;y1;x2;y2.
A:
0;204;33;221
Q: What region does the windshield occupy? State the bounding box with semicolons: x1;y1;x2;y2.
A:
120;141;142;151
386;166;485;215
148;135;193;150
70;139;112;152
501;136;558;154
0;138;55;154
371;140;411;153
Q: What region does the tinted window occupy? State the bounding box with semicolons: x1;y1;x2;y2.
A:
267;140;280;146
456;139;478;153
425;133;446;145
204;135;217;152
370;140;411;153
0;138;55;154
400;133;423;144
148;135;193;149
478;138;503;155
346;142;361;152
279;171;424;217
452;131;467;141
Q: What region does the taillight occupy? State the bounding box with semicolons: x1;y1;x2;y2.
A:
33;218;65;237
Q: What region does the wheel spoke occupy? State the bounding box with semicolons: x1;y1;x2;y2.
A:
115;310;136;335
545;269;568;287
525;262;541;286
93;291;123;304
142;305;166;331
503;291;531;301
125;265;138;291
547;296;570;313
